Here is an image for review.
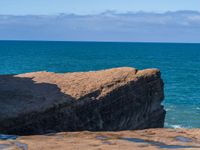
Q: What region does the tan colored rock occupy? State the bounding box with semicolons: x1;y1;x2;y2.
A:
0;67;165;135
0;129;200;150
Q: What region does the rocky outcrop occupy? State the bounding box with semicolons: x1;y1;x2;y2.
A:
0;67;165;135
1;129;200;150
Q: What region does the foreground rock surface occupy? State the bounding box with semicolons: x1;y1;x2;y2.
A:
0;67;165;135
0;129;200;150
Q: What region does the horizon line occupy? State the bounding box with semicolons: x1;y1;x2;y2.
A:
0;40;200;44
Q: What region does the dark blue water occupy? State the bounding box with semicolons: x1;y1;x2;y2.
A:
0;41;200;128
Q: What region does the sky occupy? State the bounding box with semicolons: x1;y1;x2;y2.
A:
0;0;200;15
0;1;200;42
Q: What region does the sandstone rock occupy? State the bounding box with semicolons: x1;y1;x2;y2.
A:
0;67;165;135
1;129;200;150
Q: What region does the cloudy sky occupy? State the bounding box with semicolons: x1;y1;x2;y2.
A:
0;1;200;42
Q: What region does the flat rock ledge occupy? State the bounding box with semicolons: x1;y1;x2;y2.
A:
0;67;165;135
0;129;200;150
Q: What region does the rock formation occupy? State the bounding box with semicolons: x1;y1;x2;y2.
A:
0;67;165;135
1;129;200;150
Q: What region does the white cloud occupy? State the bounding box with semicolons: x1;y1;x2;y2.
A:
0;11;200;42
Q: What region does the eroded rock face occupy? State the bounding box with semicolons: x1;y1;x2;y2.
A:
0;67;165;135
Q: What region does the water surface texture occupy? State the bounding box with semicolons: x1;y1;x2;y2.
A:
0;41;200;128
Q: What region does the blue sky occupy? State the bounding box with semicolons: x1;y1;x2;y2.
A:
1;0;200;15
0;1;200;42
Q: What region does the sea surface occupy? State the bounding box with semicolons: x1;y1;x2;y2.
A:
0;41;200;129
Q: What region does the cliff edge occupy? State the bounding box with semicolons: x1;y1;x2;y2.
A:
0;67;165;135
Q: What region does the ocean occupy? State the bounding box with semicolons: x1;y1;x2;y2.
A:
0;41;200;128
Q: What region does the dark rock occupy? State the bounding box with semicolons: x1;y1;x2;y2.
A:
0;67;165;135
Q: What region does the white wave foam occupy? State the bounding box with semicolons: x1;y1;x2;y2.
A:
170;124;186;129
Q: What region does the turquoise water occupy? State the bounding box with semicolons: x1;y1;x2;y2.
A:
0;41;200;128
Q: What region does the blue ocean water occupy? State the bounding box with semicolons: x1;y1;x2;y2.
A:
0;41;200;128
